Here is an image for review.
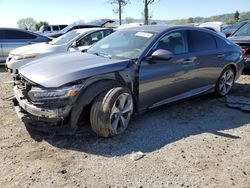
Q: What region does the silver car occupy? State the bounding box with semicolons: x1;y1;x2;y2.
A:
0;28;50;63
6;28;113;74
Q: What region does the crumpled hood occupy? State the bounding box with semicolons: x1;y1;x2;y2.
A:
228;36;250;44
19;52;130;88
10;43;59;55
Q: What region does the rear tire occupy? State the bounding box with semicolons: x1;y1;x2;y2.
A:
90;87;133;137
215;67;235;97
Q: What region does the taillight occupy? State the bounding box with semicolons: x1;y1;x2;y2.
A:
241;48;246;56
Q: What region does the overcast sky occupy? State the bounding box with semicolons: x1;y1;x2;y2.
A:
0;0;250;27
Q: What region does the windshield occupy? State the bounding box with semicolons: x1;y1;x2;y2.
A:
60;25;74;33
87;30;157;59
233;23;250;36
50;30;82;45
231;21;246;29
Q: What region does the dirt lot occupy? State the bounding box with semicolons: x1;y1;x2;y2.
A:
0;66;250;188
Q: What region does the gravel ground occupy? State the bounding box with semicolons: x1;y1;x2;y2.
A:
0;66;250;188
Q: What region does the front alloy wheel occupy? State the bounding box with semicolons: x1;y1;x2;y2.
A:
90;87;133;137
110;93;133;135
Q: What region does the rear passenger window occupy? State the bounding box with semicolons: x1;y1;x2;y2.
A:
0;31;4;39
188;30;216;52
4;30;37;40
103;30;113;37
215;37;228;49
44;26;51;32
52;26;59;31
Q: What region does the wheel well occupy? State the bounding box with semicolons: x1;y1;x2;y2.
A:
227;64;237;78
71;79;123;128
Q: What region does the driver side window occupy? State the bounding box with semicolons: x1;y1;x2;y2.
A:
77;31;103;47
152;31;187;55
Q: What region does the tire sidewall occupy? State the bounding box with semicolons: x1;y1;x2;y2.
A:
215;67;235;97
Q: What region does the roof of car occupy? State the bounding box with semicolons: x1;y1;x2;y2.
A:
121;25;209;33
73;27;111;33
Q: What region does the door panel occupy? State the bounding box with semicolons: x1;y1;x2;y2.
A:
2;41;30;58
187;30;226;88
139;53;198;110
188;50;224;88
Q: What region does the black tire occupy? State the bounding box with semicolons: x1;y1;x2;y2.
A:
90;87;133;138
215;66;235;97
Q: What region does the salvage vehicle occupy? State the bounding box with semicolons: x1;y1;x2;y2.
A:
223;20;249;37
0;28;51;63
37;24;68;35
47;19;114;38
228;21;250;69
6;28;113;74
13;26;244;137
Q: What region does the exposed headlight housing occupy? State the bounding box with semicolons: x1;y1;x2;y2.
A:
28;84;83;102
13;53;38;61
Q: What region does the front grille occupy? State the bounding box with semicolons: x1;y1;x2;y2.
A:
33;99;69;109
15;77;34;101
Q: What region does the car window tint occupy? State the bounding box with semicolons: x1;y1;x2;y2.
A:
4;30;37;40
215;37;228;49
188;30;216;52
52;26;59;31
78;31;103;46
44;26;51;32
153;31;187;55
102;29;113;37
233;23;250;36
0;30;4;39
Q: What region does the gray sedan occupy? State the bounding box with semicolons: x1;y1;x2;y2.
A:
13;26;244;137
0;28;51;63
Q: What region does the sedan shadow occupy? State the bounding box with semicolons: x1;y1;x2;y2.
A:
25;83;250;157
0;66;7;73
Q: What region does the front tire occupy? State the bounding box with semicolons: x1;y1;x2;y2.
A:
215;67;235;97
90;87;133;137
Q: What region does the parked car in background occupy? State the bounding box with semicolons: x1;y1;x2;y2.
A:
0;28;51;64
228;21;250;69
38;25;68;35
13;26;244;137
47;19;114;38
223;20;249;37
6;28;113;74
117;23;144;30
199;26;226;37
199;22;223;32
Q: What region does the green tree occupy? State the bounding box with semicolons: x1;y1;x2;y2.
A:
234;10;240;22
124;17;134;24
35;21;49;31
187;17;194;23
17;17;37;30
151;21;157;25
108;0;130;25
225;18;238;25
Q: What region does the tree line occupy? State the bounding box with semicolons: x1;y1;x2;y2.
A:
17;1;250;31
17;0;158;30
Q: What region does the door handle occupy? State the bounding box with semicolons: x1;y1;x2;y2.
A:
180;57;197;64
217;54;225;58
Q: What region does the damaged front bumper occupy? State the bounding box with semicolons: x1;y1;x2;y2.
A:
13;85;72;124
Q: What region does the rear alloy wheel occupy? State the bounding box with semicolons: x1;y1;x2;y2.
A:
215;67;235;96
90;87;133;137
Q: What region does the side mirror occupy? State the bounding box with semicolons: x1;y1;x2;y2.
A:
151;49;173;61
71;41;77;48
